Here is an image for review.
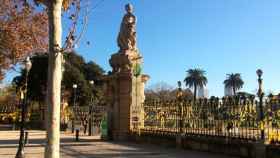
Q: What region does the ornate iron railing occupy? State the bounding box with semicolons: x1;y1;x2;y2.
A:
70;105;106;126
0;105;18;113
142;97;280;144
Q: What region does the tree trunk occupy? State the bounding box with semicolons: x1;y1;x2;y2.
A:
233;87;236;96
193;85;197;100
45;1;63;158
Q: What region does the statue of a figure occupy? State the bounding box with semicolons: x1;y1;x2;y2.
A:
117;4;137;51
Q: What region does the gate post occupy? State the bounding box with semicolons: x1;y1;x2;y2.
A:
105;4;149;141
106;50;149;141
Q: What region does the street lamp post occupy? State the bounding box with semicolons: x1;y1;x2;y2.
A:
256;69;265;140
88;80;94;136
16;57;32;158
72;84;77;133
177;81;183;133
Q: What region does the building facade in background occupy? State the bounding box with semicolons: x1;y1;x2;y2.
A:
197;85;209;98
224;86;234;96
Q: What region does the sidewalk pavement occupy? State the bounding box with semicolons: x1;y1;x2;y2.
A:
0;130;238;158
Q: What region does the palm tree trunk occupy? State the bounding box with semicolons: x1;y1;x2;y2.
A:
194;85;197;100
45;0;63;158
233;87;236;96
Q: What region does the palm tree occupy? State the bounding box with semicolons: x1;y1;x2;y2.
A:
184;68;208;100
223;73;244;96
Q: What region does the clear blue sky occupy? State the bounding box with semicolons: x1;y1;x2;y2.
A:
4;0;280;96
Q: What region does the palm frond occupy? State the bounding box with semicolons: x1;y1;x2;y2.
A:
184;68;207;88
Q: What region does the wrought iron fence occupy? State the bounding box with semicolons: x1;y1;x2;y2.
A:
142;97;280;144
0;105;18;113
70;105;106;129
0;105;18;123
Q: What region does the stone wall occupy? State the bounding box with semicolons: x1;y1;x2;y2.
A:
129;132;280;158
266;145;280;158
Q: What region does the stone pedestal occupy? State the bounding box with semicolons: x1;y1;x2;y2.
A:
106;50;149;141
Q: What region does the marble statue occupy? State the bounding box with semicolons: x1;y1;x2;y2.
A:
117;3;137;51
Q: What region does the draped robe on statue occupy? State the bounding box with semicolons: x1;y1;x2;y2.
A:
117;12;137;51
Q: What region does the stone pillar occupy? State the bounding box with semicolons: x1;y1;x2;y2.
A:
105;3;149;140
131;74;149;131
106;50;149;140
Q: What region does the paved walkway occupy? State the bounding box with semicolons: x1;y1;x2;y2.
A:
0;130;238;158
